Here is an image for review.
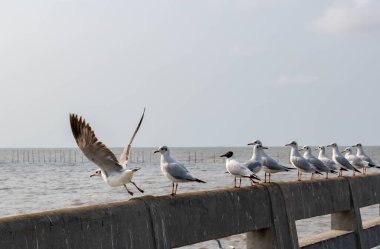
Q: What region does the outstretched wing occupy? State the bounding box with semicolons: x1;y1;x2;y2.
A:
70;114;121;173
119;108;145;167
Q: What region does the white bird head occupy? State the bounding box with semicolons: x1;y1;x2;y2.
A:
327;143;338;148
247;139;262;146
285;141;298;147
315;145;325;151
352;143;362;148
299;146;311;152
341;147;352;154
154;145;169;155
90;169;102;177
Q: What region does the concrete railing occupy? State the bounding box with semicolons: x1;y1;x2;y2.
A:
1;174;380;249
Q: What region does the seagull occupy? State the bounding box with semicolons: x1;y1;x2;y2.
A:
300;146;337;179
244;144;266;174
327;143;361;176
220;151;260;188
154;145;206;196
69;109;145;196
316;145;342;178
342;147;369;175
248;140;294;183
285;141;321;181
352;143;380;174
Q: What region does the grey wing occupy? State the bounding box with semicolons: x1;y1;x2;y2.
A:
308;158;328;172
293;157;314;172
321;158;338;170
119;108;145;167
362;155;376;166
244;160;261;173
70;114;122;173
264;156;287;170
335;156;355;170
167;162;196;181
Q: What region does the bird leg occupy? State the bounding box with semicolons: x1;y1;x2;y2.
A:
234;177;237;188
310;173;314;180
239;178;242;187
325;172;328;179
171;182;175;196
124;184;134;196
269;173;272;183
339;169;342;177
130;181;144;193
264;173;267;183
174;183;178;196
353;171;355;176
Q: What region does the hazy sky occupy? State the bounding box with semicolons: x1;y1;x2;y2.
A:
1;0;379;147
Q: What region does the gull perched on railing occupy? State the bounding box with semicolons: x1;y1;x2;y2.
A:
352;143;380;174
69;109;145;196
285;141;322;181
244;144;266;174
249;140;295;183
220;151;260;188
300;146;337;179
327;143;361;176
316;145;342;178
342;147;368;175
154;145;206;196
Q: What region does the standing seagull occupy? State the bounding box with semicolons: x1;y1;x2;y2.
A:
285;141;321;181
69;109;145;195
244;144;266;174
220;151;260;188
342;147;368;174
327;143;361;176
248;140;294;183
316;145;342;178
154;145;206;196
352;143;380;174
300;146;336;179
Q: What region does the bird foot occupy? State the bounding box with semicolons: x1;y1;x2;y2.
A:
137;188;144;193
170;193;176;197
127;191;134;196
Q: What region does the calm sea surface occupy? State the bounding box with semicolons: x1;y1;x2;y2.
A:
1;146;379;249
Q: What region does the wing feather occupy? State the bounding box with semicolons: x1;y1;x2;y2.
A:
70;114;121;173
119;108;145;167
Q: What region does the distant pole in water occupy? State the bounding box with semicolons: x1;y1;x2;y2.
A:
142;151;144;163
188;152;191;163
213;152;216;163
195;152;197;163
17;149;19;163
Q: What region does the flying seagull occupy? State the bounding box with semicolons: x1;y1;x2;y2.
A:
154;145;206;196
69;109;145;195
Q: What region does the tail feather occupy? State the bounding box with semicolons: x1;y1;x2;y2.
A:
249;174;260;181
195;178;206;183
354;167;361;173
341;168;348;171
330;170;338;174
315;171;323;175
286;167;296;170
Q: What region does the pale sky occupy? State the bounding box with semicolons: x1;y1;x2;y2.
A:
0;0;379;147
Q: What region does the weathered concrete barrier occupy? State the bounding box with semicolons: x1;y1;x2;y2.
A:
1;174;380;249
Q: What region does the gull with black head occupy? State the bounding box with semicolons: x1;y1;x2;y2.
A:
154;145;206;196
220;151;260;188
69;109;145;196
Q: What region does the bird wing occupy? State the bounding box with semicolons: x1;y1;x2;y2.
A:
227;159;253;177
70;114;122;174
308;157;328;172
118;108;145;167
263;156;290;170
166;161;195;181
292;156;314;172
320;157;338;170
335;156;354;170
243;160;261;173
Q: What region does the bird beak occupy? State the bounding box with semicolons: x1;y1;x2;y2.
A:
220;154;227;158
90;173;96;177
326;144;332;148
314;147;319;151
298;148;303;152
154;150;159;153
247;142;254;146
352;145;357;147
341;151;345;153
262;146;268;149
285;143;290;146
